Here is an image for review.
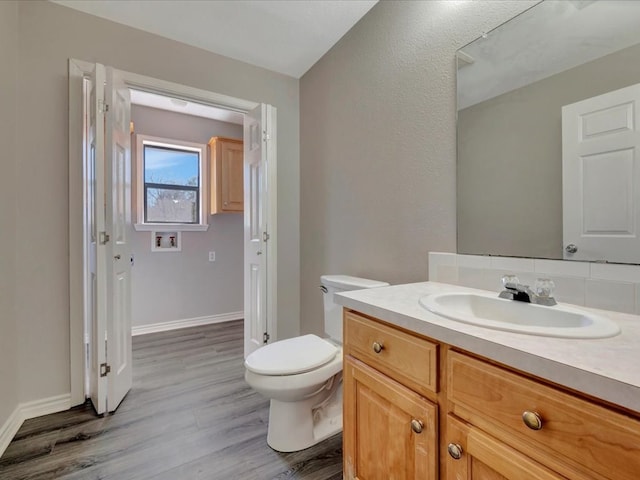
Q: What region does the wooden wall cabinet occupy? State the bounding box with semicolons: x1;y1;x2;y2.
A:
208;137;243;214
343;310;640;480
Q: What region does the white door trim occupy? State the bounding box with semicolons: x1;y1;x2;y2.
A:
69;58;89;406
69;58;279;406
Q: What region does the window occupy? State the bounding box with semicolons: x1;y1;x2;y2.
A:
135;135;208;230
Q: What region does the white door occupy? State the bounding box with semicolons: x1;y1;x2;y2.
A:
89;64;133;414
104;67;133;411
89;63;107;415
244;104;274;357
562;83;640;263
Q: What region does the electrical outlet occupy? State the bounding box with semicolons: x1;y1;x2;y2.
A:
208;251;216;262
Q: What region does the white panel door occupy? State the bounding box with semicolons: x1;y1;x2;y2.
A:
562;83;640;263
244;104;272;358
89;63;107;415
105;67;133;411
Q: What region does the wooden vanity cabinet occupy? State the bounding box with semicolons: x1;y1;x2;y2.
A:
208;137;243;213
344;311;439;480
344;357;438;480
343;309;640;480
445;415;565;480
446;351;640;480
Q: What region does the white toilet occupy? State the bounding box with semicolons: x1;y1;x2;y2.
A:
244;274;389;452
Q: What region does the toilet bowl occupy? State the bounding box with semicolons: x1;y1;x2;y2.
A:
244;275;389;452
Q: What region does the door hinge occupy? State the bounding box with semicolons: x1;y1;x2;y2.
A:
263;232;270;242
99;231;110;244
100;363;111;377
98;100;109;113
263;332;270;344
263;131;270;142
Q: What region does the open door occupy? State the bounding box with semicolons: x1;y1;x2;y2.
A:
104;66;133;412
562;83;640;263
244;104;275;357
89;63;133;414
89;63;107;415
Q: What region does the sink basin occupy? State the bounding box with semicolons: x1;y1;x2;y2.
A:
419;292;620;339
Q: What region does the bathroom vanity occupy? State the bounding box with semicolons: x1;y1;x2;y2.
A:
337;282;640;480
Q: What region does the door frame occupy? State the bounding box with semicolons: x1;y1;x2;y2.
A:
68;58;278;406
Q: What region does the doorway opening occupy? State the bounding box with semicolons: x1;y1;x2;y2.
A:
69;59;278;413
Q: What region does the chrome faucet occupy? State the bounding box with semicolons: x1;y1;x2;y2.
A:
498;276;557;306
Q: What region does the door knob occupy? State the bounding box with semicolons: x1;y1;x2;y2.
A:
410;419;423;434
565;243;578;254
447;443;463;460
522;411;543;430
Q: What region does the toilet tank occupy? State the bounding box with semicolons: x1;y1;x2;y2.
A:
320;275;389;343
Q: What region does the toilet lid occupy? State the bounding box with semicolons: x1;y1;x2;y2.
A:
245;334;338;375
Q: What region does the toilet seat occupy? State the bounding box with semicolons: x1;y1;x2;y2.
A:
245;334;338;376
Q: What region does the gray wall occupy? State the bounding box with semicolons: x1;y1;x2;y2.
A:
130;106;243;327
458;42;640;260
13;0;299;406
299;0;537;336
0;0;19;429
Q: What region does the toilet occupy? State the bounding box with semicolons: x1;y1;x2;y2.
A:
244;274;389;452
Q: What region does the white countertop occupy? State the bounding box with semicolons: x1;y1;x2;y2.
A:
335;281;640;413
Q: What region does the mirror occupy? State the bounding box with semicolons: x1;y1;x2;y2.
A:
457;0;640;263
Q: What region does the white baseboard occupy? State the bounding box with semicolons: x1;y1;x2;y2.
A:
0;405;23;459
131;311;244;336
20;394;72;421
0;393;71;458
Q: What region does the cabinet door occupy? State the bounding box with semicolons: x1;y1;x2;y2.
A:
344;356;438;480
220;139;244;212
446;415;567;480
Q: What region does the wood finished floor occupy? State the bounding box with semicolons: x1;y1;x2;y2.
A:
0;321;343;480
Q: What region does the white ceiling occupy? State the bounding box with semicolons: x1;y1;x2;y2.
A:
130;89;245;124
51;0;378;78
458;0;640;109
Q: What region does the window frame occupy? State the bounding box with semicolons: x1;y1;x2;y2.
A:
134;134;209;231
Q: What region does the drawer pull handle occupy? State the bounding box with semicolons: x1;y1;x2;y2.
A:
372;342;384;354
447;443;463;460
522;411;543;430
410;419;423;434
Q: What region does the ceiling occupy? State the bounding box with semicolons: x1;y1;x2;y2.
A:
457;0;640;109
130;89;245;124
51;0;378;78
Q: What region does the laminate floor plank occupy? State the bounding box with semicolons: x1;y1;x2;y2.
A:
1;321;343;480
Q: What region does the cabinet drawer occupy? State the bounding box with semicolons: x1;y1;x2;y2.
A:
448;351;640;480
344;310;438;396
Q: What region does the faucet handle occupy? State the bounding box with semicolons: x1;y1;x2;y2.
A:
501;274;520;289
534;278;555;298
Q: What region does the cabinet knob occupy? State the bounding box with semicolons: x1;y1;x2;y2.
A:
410;419;423;434
522;411;543;430
372;342;384;354
447;443;463;460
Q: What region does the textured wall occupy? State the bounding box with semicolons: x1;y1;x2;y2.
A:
130;106;244;327
458;42;640;260
299;0;537;335
15;0;299;405
0;0;19;431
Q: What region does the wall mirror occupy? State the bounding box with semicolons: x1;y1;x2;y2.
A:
457;0;640;263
